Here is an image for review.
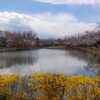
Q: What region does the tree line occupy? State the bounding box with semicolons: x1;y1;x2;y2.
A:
0;30;39;49
0;28;100;49
64;30;100;48
40;29;100;49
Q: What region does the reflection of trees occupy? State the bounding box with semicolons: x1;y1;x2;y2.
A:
0;51;38;68
67;50;100;75
68;50;100;64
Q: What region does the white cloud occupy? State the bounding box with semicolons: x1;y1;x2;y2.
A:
0;12;95;38
35;0;100;5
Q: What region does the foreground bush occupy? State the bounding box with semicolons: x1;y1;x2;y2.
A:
0;73;100;100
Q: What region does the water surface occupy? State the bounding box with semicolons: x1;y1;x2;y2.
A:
0;49;100;75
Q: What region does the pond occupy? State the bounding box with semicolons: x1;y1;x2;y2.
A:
0;49;100;75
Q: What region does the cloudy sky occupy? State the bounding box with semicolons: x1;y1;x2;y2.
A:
0;0;100;38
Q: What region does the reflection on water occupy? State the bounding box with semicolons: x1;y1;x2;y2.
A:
0;49;100;75
67;50;100;76
68;50;100;64
0;50;38;68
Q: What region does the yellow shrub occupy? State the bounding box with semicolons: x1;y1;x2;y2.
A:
0;73;99;100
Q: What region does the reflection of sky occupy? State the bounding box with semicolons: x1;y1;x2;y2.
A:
0;49;98;75
73;67;96;76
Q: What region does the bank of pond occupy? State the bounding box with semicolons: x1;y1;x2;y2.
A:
0;73;100;100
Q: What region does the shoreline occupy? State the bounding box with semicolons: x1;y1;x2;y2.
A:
0;47;39;52
0;46;100;56
68;47;100;56
45;46;100;56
